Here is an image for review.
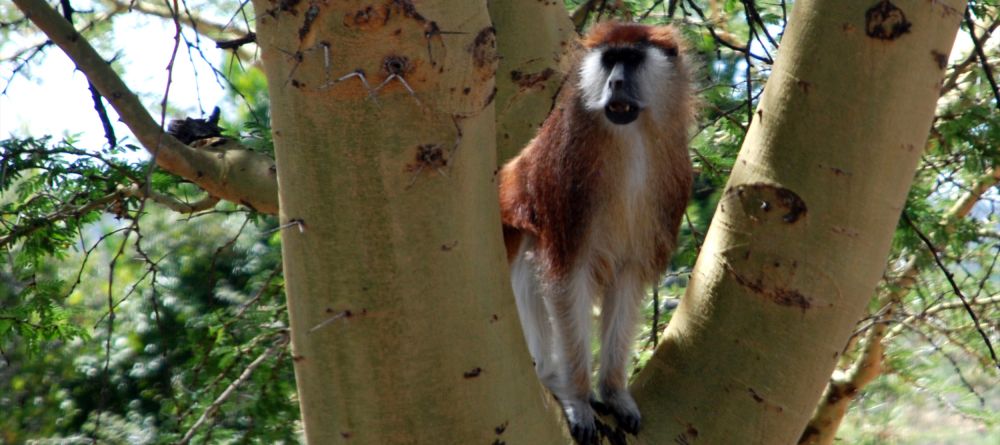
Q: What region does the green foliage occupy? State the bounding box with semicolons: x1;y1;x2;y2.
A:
1;20;293;441
0;136;144;354
1;137;143;256
1;203;296;444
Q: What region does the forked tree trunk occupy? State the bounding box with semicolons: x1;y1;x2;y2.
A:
250;1;564;443
249;0;966;443
631;0;967;443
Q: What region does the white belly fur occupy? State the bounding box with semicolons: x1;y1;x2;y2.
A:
585;126;658;272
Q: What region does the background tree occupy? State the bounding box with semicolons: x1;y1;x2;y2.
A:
1;0;997;444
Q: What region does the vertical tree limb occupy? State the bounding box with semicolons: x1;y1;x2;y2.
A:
633;1;968;443
489;0;577;162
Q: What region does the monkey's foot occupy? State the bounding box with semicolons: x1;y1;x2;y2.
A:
589;394;610;415
561;398;598;445
601;388;642;435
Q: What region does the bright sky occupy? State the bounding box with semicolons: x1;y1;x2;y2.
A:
0;5;228;150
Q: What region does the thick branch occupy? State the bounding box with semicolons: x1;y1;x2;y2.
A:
799;318;885;445
947;167;1000;218
13;0;278;214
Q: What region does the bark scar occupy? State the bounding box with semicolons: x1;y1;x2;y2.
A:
298;2;322;41
865;0;912;40
726;183;807;224
511;68;556;90
724;262;812;312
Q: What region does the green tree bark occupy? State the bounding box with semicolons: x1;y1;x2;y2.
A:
249;0;564;443
488;0;577;162
631;0;967;443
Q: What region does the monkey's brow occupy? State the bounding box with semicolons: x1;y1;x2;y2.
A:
600;47;646;66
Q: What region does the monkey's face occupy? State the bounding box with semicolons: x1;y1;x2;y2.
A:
579;42;679;126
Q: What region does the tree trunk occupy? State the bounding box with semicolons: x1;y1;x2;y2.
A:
631;0;966;443
488;0;577;162
250;1;564;443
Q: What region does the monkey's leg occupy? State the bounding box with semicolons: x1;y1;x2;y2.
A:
510;238;558;388
598;268;643;434
546;266;598;445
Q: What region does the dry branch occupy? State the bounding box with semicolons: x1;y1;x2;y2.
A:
103;0;256;61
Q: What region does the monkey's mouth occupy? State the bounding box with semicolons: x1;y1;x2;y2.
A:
604;101;641;125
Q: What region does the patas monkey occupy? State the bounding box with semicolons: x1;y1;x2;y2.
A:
498;22;693;443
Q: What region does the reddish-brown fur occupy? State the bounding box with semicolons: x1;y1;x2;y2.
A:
499;96;606;277
499;29;692;282
582;21;681;52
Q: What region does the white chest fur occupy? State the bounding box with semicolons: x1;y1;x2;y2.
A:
583;125;658;265
622;129;649;221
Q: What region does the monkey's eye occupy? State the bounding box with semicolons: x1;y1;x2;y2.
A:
661;46;678;57
601;48;645;68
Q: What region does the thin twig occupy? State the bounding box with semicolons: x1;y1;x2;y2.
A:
941;16;1000;94
177;333;290;445
59;0;117;147
965;7;1000;112
650;285;660;347
217;32;256;50
639;1;667;21
685;0;772;64
904;213;999;371
742;0;779;50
